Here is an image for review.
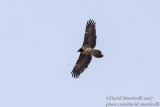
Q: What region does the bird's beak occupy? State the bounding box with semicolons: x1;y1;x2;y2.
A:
77;48;83;52
77;48;81;52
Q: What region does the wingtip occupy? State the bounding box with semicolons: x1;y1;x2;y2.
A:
71;71;80;78
87;19;96;26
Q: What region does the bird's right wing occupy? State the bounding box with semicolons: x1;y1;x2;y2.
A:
71;53;92;78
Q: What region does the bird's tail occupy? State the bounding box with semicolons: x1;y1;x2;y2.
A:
91;49;103;58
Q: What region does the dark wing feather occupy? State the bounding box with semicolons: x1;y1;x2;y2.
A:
71;53;92;78
83;19;97;48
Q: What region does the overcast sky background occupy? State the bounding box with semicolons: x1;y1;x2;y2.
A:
0;0;160;107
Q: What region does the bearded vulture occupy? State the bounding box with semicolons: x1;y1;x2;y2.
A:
71;19;103;78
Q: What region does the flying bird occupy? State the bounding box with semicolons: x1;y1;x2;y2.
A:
71;19;103;78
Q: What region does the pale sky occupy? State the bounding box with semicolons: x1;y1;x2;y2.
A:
0;0;160;107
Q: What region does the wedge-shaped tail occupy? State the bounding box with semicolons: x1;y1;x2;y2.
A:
91;49;103;58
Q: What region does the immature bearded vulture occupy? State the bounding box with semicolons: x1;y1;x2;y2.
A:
71;19;103;78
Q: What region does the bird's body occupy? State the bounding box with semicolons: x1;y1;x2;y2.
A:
72;19;103;78
81;45;93;54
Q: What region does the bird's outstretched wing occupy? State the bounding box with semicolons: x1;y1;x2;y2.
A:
71;53;92;78
83;19;97;48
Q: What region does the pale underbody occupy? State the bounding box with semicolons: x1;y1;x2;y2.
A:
81;45;93;54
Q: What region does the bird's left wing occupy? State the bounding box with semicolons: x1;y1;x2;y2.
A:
83;19;97;48
71;53;92;78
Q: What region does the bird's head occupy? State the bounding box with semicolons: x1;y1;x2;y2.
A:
77;48;83;52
